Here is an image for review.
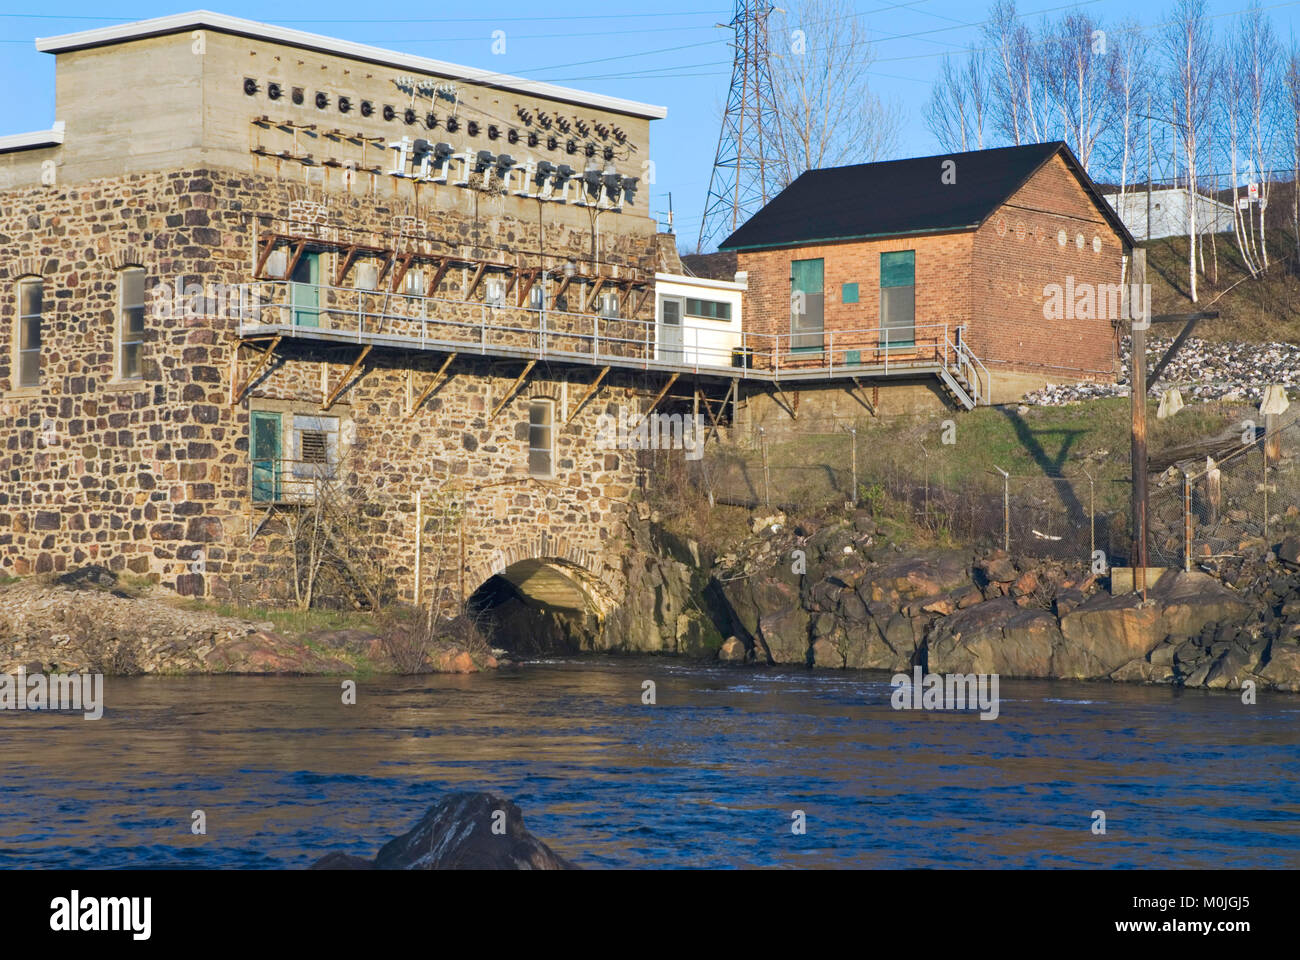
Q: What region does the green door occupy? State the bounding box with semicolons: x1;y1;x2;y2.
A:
291;252;320;327
251;411;281;502
790;258;824;352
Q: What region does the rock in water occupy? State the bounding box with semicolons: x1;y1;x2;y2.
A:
311;792;575;870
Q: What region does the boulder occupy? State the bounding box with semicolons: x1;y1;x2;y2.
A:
1258;642;1300;692
810;637;844;669
927;597;1060;677
718;636;747;662
758;605;810;665
363;792;575;870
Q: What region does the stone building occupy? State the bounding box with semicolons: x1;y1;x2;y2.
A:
0;11;681;632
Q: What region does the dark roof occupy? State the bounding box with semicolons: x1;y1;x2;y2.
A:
680;250;738;281
719;141;1135;252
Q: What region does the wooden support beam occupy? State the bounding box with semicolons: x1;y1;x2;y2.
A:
375;251;397;288
1149;314;1213;389
489;360;537;421
566;366;610;424
551;274;574;307
389;252;417;293
636;372;679;428
465;261;488;300
283;240;308;284
406;352;458;419
323;344;372;411
515;268;539;307
632;286;653;319
333;245;361;286
232;334;281;406
254;234;280;278
699;387;723;444
584;277;607;312
426;257;451;298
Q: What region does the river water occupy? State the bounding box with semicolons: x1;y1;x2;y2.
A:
3;658;1298;868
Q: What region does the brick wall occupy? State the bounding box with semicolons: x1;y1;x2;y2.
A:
0;166;658;607
733;151;1126;393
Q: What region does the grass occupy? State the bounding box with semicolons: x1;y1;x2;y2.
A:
1146;228;1300;343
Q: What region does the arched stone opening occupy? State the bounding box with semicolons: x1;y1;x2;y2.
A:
467;556;612;655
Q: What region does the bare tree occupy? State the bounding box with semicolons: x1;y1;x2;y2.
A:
927;47;988;152
769;0;902;187
1287;47;1300;263
1239;2;1281;270
984;0;1030;145
1105;20;1149;212
1163;0;1216;303
1223;29;1261;276
1038;12;1113;173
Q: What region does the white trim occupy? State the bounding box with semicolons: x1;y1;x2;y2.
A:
0;121;64;154
655;271;747;292
35;11;667;120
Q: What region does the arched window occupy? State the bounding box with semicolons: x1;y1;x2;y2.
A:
117;267;146;380
15;277;42;388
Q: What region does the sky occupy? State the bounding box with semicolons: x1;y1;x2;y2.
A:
3;1;1300;249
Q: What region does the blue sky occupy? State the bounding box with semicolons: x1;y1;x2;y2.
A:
3;1;1300;247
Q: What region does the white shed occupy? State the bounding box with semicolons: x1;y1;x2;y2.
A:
654;271;746;368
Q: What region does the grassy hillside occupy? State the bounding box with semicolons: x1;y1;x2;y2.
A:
1146;227;1300;343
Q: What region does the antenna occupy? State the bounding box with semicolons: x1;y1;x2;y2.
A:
697;1;781;252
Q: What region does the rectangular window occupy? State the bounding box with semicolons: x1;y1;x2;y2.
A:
292;414;338;480
528;400;554;478
528;283;545;310
880;251;915;348
599;291;621;319
684;298;732;321
17;278;42;388
118;268;146;380
790;258;824;352
841;282;859;304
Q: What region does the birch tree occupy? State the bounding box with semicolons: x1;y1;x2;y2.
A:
1163;0;1216;302
927;47;988;152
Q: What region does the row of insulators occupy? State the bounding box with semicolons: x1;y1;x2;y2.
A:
245;78;625;160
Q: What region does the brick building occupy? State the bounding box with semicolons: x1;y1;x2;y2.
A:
719;142;1138;416
0;11;675;623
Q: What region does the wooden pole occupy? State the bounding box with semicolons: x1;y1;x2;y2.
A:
1130;249;1149;592
414;490;422;606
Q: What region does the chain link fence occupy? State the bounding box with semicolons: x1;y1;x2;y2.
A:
1149;413;1300;568
681;431;1130;564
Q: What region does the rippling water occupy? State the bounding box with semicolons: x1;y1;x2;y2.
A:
3;659;1299;868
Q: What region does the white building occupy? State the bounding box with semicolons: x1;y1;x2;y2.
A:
654;271;746;368
1102;187;1237;241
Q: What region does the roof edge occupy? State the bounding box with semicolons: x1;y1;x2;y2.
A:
34;10;668;121
720;222;983;253
0;121;65;154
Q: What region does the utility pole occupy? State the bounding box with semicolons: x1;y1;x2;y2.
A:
1130;248;1149;597
1146;93;1152;243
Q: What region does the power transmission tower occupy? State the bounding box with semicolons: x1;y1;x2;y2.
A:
697;0;781;252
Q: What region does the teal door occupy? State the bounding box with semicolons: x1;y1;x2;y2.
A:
251;411;281;502
791;258;824;352
291;252;320;327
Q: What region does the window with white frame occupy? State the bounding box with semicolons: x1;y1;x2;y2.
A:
598;290;621;319
528;283;545;310
485;278;507;307
118;267;146;380
528;400;554;478
16;277;42;388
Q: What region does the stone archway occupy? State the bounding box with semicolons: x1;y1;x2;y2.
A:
463;534;623;655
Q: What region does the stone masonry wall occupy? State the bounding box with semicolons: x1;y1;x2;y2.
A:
0;165;656;606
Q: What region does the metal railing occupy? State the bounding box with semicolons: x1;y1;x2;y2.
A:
234;279;987;394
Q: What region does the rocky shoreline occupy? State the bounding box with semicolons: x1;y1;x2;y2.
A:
707;510;1300;692
0;566;496;676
